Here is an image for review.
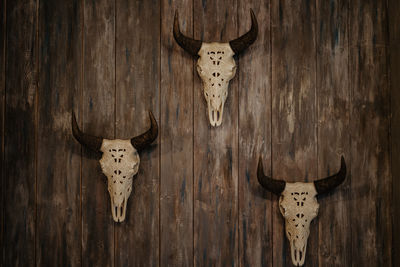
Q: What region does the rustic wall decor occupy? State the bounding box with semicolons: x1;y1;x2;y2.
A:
257;156;346;266
72;111;158;222
173;9;258;126
2;0;397;265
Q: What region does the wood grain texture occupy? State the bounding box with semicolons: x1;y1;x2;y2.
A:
115;0;160;266
4;0;37;265
36;0;82;265
237;2;272;267
0;0;5;263
160;0;194;266
193;1;239;266
389;0;400;265
349;0;391;266
271;0;318;266
82;0;115;266
315;0;351;266
1;1;398;266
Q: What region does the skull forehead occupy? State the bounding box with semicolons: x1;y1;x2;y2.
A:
99;139;140;178
198;42;235;57
282;182;317;197
100;139;135;153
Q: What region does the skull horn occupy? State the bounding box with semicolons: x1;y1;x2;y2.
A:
131;111;158;152
257;156;286;195
314;156;346;195
71;111;103;152
229;9;258;55
173;10;202;57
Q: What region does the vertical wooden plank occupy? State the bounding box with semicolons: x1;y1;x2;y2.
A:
389;0;400;265
316;0;351;265
270;0;317;266
237;2;272;267
160;0;193;266
36;0;82;265
82;0;115;266
4;0;37;265
0;0;5;263
349;0;391;266
115;0;160;266
193;1;238;266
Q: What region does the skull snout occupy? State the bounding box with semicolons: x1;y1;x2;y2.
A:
110;193;127;222
207;98;224;127
290;234;307;266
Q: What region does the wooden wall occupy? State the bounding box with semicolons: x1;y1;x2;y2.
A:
1;0;398;266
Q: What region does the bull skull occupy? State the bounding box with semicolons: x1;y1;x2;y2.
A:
173;9;258;126
257;156;346;266
72;111;158;222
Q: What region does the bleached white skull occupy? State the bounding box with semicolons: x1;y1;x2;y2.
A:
72;111;158;222
257;156;346;266
99;139;139;222
173;9;258;126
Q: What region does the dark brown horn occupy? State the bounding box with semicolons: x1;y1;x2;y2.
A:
314;156;346;195
131;111;158;152
71;111;103;152
257;156;286;195
229;9;258;55
173;10;202;57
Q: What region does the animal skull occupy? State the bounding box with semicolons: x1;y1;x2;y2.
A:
173;9;258;126
257;156;346;266
72;111;158;222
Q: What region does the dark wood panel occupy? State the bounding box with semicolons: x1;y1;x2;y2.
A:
390;0;400;266
4;0;37;266
316;0;351;266
193;1;239;266
82;0;115;266
271;0;317;266
237;2;272;267
115;0;160;266
160;0;194;266
0;0;5;263
349;0;391;266
36;0;82;265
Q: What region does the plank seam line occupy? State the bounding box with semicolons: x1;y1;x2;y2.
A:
35;0;40;265
269;1;273;266
1;0;6;265
158;0;162;265
236;1;239;265
113;0;116;265
192;0;195;265
80;0;84;265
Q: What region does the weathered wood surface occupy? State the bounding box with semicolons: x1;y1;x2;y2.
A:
36;0;82;265
160;0;194;266
193;1;239;266
390;0;400;266
1;0;398;266
82;0;115;266
271;0;318;266
237;2;272;267
0;0;5;262
349;0;391;266
4;0;37;266
316;0;351;266
115;0;160;265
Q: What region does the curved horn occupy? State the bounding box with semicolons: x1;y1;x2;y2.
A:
173;10;202;57
131;111;158;152
229;9;258;55
71;111;103;152
257;156;286;195
314;156;346;195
